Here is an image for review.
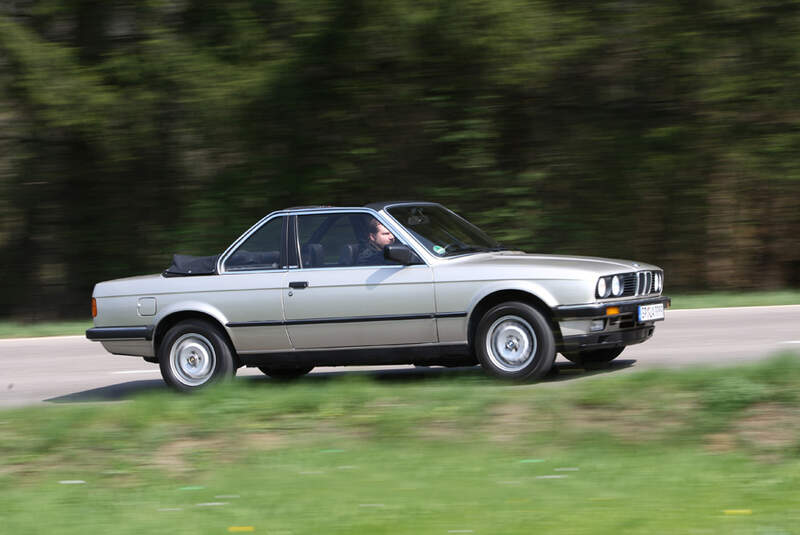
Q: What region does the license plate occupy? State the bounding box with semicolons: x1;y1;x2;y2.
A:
638;303;665;322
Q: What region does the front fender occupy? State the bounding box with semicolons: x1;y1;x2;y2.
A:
465;280;561;313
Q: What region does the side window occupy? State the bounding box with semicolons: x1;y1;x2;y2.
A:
296;213;402;268
225;217;284;271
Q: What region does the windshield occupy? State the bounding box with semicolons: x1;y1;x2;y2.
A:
386;204;504;257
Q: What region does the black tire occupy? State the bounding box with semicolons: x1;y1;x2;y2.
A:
258;366;314;380
562;346;625;370
158;319;236;392
475;301;556;380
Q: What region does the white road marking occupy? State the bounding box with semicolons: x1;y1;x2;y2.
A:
779;341;800;344
111;370;160;375
196;502;228;507
536;475;567;479
59;480;86;484
0;335;86;343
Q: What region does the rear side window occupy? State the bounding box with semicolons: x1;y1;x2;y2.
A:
225;217;284;271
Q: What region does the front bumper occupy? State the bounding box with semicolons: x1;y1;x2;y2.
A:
553;296;670;353
552;296;671;320
560;324;655;353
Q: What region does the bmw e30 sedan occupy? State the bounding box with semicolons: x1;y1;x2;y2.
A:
87;202;670;391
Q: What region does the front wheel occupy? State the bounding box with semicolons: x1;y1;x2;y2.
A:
475;302;556;381
562;347;625;369
158;319;236;392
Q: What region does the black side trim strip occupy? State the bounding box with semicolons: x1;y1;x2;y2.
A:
227;312;468;328
227;320;286;328
86;326;154;341
435;312;468;319
286;313;433;326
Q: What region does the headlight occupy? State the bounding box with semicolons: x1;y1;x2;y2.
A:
655;273;663;292
611;275;623;296
597;277;609;298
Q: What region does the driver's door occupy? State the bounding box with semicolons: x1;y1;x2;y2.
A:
282;212;437;349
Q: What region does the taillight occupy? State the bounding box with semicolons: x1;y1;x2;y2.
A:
92;298;97;318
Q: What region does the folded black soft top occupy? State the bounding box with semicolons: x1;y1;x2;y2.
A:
163;254;220;277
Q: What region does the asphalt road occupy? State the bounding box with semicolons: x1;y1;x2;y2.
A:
1;305;798;408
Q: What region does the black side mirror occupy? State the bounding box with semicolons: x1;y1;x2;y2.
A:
384;244;421;265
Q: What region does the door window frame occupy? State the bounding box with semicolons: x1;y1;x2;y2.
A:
289;209;430;271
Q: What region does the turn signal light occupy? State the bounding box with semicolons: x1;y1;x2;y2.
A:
605;306;620;316
91;298;97;318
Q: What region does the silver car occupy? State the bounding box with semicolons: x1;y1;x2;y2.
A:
87;202;670;391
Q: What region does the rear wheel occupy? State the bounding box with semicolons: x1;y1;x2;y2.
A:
258;366;314;380
158;319;235;392
475;301;556;380
563;347;625;369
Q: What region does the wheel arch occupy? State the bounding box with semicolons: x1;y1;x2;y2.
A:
466;288;562;350
153;308;239;366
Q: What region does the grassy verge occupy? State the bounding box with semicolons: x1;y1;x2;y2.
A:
0;321;92;339
670;290;800;309
2;356;800;533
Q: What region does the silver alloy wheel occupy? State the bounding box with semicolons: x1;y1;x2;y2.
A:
484;315;537;372
169;333;217;387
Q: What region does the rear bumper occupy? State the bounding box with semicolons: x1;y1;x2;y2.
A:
86;326;154;341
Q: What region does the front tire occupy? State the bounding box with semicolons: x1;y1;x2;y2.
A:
158;319;236;392
563;347;625;369
475;302;556;380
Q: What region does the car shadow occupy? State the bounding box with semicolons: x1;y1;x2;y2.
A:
45;379;167;403
269;359;638;385
45;359;637;404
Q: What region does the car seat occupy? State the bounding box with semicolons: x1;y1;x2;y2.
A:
301;243;324;267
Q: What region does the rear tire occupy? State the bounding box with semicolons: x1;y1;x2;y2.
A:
258;366;314;380
563;347;625;369
475;301;556;381
158;319;235;392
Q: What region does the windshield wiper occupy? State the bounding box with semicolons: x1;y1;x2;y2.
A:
446;244;494;255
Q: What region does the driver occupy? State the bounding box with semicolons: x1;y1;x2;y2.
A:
357;218;395;265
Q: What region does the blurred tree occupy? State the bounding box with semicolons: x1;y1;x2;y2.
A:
0;0;799;318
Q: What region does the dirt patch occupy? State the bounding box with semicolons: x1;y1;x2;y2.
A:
483;402;539;443
703;403;799;458
734;403;798;450
569;403;690;443
153;438;227;475
704;433;736;453
243;431;288;450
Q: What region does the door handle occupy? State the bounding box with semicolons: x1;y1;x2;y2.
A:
289;281;309;289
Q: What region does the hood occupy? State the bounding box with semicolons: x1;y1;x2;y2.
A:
439;251;661;279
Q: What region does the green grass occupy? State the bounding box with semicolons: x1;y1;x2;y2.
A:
670;290;800;309
2;356;800;533
0;321;92;339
